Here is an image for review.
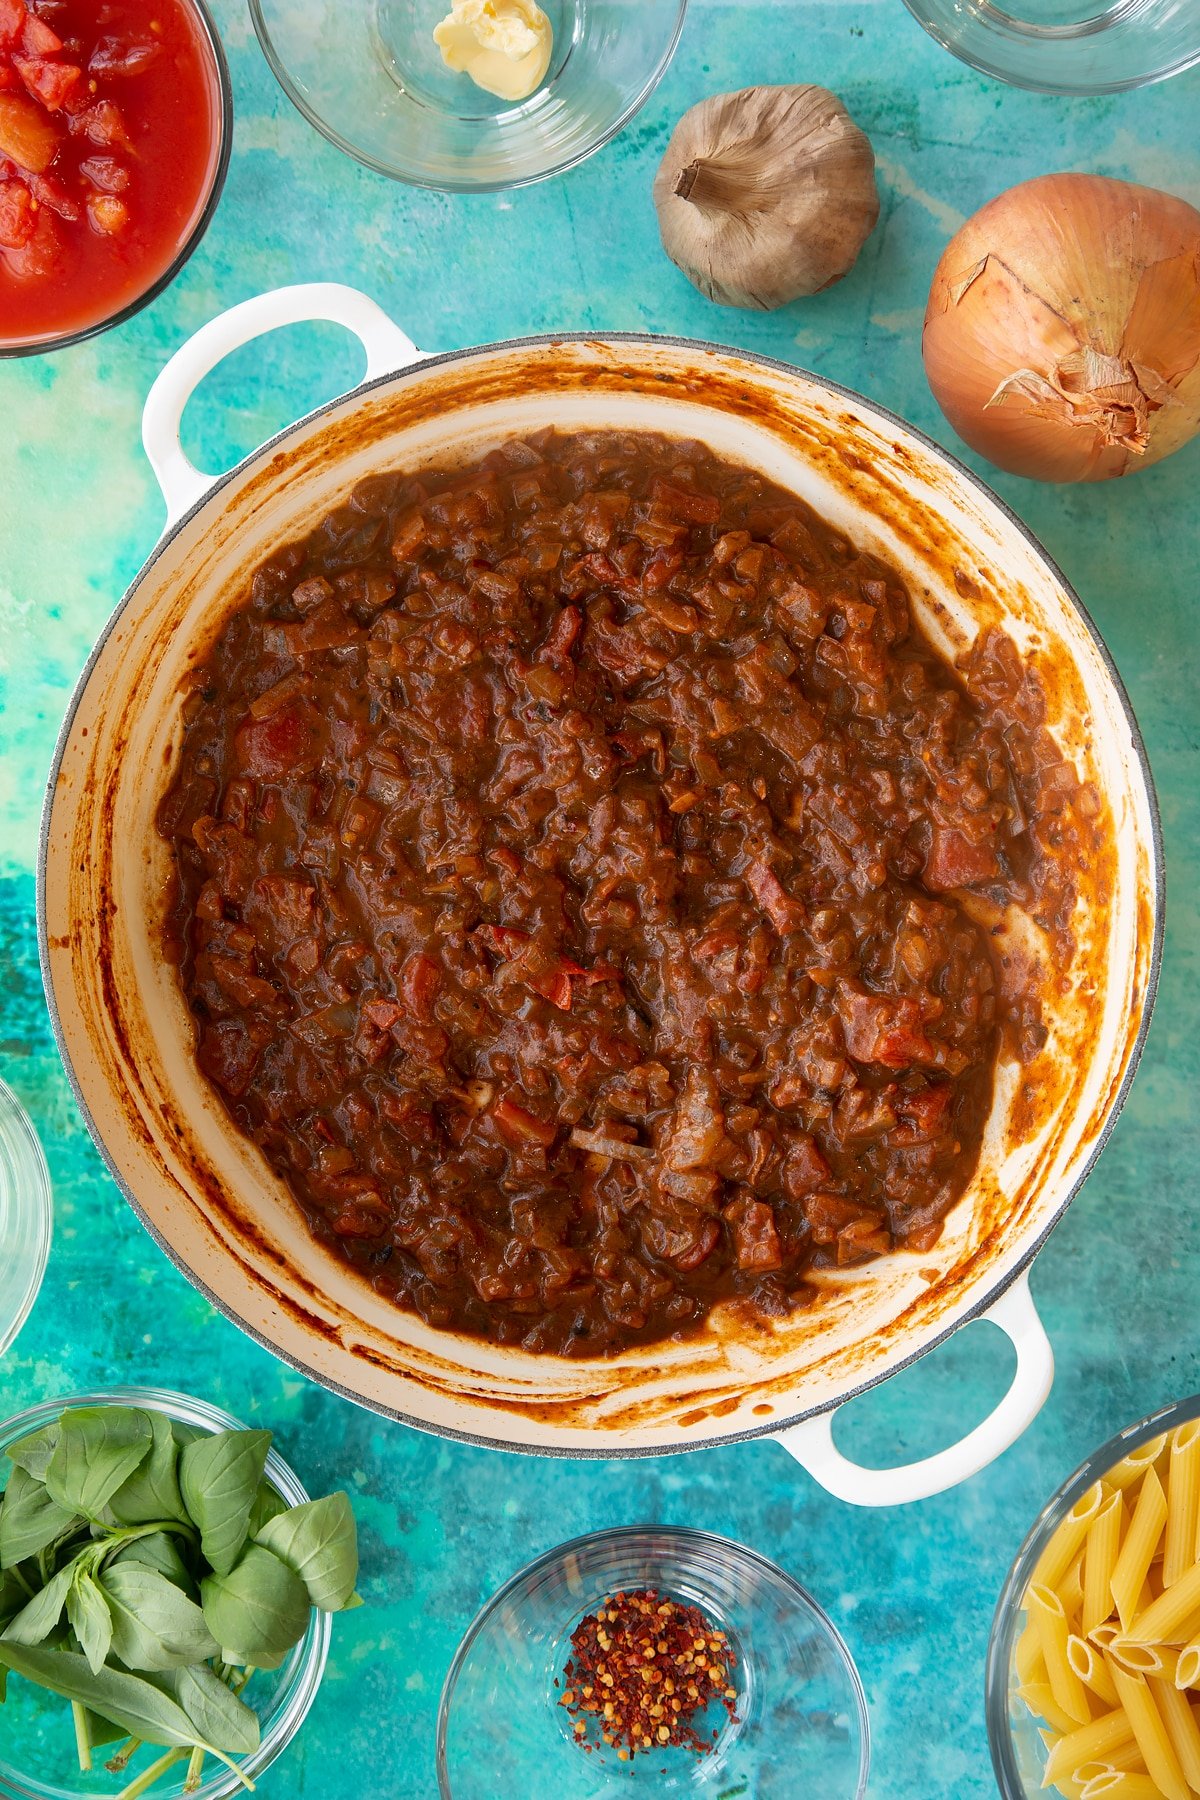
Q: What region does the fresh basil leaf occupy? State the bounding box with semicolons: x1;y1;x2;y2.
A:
201;1545;310;1663
66;1571;113;1675
169;1664;260;1755
100;1565;219;1673
179;1431;271;1579
0;1642;202;1747
1;1558;76;1646
106;1411;187;1527
0;1567;27;1630
247;1479;287;1539
5;1423;61;1484
110;1531;195;1594
45;1408;154;1520
81;1707;128;1749
254;1492;359;1612
0;1465;80;1569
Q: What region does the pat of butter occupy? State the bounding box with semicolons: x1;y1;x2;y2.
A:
433;0;553;102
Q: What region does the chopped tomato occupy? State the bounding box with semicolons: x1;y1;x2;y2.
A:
492;1096;557;1148
781;1133;833;1197
0;90;59;170
69;98;129;147
2;201;58;274
88;33;160;75
28;165;78;218
649;478;721;524
20;13;60;53
725;1196;784;1272
78;152;128;191
538;603;581;665
924;824;1000;891
86;190;126;232
483;923;530;955
401;953;441;1019
527;966;574;1011
836;982;941;1070
0;173;32;246
15;55;81;110
0;0;26;47
744;857;802;934
233;702;323;780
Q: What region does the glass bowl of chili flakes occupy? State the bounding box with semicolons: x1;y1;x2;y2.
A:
436;1524;870;1796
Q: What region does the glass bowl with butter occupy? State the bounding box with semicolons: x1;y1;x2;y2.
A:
250;0;689;191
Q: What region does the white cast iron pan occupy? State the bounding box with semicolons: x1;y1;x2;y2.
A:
39;286;1163;1504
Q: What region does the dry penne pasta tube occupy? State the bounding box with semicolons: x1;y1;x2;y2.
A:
1106;1660;1190;1800
1111;1641;1178;1680
1014;1416;1200;1799
1086;1492;1129;1638
1043;1710;1137;1785
1018;1612;1050;1685
1106;1438;1170;1494
1074;1738;1150;1777
1036;1484;1110;1590
1070;1634;1121;1708
1148;1675;1200;1791
1082;1775;1180;1799
1022;1678;1087;1736
1112;1471;1168;1631
1029;1583;1093;1724
1128;1561;1200;1646
1164;1422;1200;1589
1176;1642;1200;1691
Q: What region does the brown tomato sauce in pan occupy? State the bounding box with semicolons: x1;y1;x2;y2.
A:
158;431;1081;1356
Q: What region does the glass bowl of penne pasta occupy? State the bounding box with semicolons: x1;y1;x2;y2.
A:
988;1396;1200;1800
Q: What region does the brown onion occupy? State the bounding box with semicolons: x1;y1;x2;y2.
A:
922;173;1200;483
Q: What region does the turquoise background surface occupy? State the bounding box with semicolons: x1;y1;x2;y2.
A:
2;2;1200;1794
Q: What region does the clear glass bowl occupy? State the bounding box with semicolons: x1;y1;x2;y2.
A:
0;1386;330;1800
0;1077;52;1358
986;1392;1200;1797
437;1525;870;1798
249;0;688;191
0;0;232;357
902;0;1200;95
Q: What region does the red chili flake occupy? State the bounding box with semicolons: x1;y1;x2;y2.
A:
559;1588;739;1762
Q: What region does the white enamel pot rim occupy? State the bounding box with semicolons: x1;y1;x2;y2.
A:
37;285;1164;1507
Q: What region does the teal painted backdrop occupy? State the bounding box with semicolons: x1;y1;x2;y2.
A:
2;2;1199;1794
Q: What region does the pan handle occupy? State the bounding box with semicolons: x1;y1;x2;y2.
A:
773;1271;1053;1507
141;283;423;525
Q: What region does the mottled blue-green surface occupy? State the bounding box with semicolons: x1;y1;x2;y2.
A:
2;3;1199;1795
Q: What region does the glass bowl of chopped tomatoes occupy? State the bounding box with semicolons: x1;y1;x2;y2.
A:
0;0;231;355
437;1524;870;1796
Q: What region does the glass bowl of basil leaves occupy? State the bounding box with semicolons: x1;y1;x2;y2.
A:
0;1386;360;1800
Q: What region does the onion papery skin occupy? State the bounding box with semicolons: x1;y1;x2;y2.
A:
922;173;1200;483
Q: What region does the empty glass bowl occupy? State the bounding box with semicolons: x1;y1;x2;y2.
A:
986;1393;1200;1797
249;0;688;191
0;1077;52;1357
902;0;1200;94
0;1386;330;1800
437;1524;870;1798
